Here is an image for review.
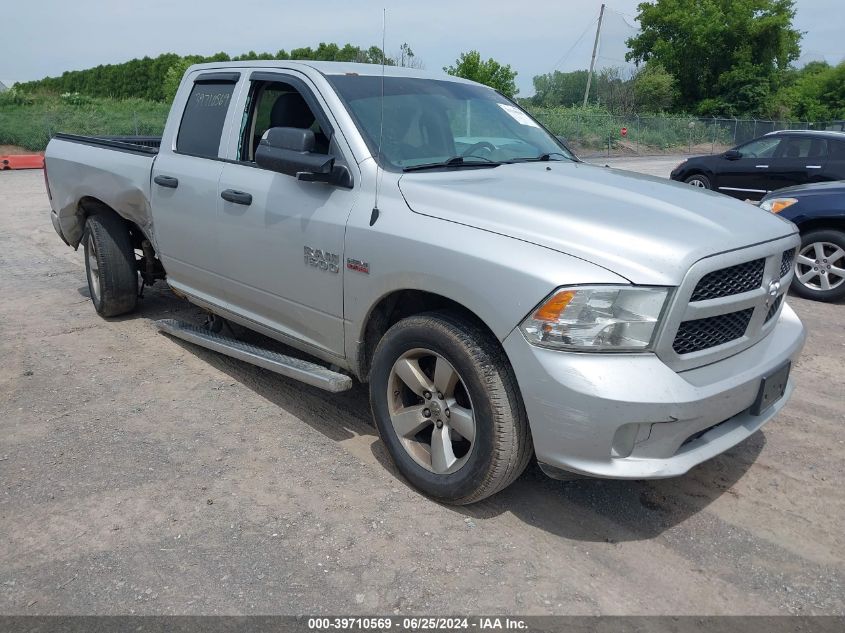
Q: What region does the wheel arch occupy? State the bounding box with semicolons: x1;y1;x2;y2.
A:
355;289;502;383
794;217;845;235
76;196;146;251
683;170;713;187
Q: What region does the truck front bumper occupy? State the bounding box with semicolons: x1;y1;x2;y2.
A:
503;303;805;479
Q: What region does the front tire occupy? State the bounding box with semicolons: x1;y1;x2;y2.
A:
83;214;138;317
791;229;845;302
369;312;533;505
684;173;711;189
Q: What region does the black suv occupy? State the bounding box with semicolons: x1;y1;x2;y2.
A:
670;130;845;201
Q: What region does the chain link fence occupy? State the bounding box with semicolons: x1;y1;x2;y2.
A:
530;110;842;158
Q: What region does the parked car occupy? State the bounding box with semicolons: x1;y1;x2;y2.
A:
671;130;845;201
44;61;805;504
759;180;845;302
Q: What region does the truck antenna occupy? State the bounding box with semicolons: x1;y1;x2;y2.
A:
370;8;386;226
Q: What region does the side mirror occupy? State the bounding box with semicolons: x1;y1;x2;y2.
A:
255;127;336;183
724;149;742;160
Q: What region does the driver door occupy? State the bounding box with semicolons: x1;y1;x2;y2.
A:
215;71;359;359
716;136;782;200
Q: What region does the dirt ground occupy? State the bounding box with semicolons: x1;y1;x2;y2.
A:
1;167;843;616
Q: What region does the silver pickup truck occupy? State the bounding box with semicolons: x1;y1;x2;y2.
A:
45;61;806;504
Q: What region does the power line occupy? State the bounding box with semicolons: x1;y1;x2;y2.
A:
604;6;639;28
549;10;600;72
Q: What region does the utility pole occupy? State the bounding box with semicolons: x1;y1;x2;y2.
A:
582;3;605;108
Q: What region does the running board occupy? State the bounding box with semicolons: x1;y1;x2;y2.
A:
154;319;352;393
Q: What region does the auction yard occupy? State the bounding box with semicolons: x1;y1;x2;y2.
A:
1;163;843;615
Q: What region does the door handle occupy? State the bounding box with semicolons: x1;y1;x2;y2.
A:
755;165;769;169
221;189;253;205
154;175;179;188
806;165;822;169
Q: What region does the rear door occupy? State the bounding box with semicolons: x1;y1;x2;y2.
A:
214;70;359;359
822;137;845;181
768;135;828;191
151;71;242;304
715;135;782;200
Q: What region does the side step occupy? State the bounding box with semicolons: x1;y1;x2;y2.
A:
154;319;352;393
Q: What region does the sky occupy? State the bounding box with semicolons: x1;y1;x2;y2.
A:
2;0;843;96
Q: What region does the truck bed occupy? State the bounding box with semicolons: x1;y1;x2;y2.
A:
54;133;162;154
45;134;160;248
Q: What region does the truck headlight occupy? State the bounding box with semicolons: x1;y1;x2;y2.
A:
520;286;670;351
759;197;797;214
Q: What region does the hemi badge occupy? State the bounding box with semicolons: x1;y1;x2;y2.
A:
346;258;370;274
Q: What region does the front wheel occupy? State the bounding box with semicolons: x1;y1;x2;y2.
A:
791;229;845;302
369;312;533;504
684;173;711;189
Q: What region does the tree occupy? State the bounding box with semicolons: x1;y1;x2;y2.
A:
626;0;801;115
395;43;423;69
771;61;845;120
818;63;845;119
163;58;198;102
633;63;675;112
594;66;636;114
531;70;588;107
16;43;411;101
444;51;518;97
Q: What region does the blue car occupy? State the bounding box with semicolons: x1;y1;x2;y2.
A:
760;180;845;301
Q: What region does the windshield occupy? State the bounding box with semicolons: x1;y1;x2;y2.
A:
327;75;575;171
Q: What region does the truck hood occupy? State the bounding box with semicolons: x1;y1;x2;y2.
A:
398;161;797;285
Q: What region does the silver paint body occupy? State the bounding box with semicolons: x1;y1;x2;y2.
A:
45;61;806;478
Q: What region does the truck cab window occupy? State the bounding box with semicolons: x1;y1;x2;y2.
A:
176;80;236;158
240;81;329;161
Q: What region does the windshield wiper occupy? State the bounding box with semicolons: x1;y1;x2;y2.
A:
507;152;570;163
402;156;501;172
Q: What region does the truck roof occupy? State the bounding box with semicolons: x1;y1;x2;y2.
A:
185;60;477;85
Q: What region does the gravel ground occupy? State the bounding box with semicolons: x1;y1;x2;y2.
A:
593;154;689;177
1;167;843;616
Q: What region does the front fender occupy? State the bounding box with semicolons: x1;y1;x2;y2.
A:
342;186;629;370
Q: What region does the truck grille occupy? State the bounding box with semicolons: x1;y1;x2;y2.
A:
672;308;754;355
656;235;799;370
690;258;765;301
765;295;783;323
780;249;795;278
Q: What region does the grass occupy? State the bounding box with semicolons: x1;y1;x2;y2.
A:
0;91;169;151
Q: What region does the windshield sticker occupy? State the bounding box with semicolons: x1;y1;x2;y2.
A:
497;103;539;127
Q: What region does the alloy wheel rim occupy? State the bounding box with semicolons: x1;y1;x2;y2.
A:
688;178;706;188
795;241;845;292
386;348;476;475
87;233;102;302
